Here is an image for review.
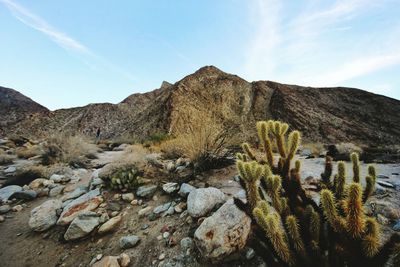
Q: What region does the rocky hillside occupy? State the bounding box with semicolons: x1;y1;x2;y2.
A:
0;86;48;136
1;66;400;145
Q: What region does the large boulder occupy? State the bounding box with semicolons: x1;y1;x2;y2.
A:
187;187;225;217
194;200;251;261
64;211;100;241
57;189;102;225
29;199;62;232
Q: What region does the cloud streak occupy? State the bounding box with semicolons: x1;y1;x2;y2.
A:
1;0;135;81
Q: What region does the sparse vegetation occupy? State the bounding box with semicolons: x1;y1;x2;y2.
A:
234;120;400;267
16;145;42;159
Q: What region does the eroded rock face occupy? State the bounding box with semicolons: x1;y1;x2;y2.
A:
187;187;225;217
57;189;102;225
194;200;251;261
29;199;62;232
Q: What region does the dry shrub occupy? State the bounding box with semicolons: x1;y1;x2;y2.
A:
41;133;98;167
302;143;325;157
336;142;363;155
16;145;42;159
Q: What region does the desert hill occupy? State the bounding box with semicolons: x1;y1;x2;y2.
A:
1;66;399;145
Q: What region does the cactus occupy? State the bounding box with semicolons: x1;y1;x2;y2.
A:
101;164;144;191
233;120;400;267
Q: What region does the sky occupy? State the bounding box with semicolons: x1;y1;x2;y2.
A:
0;0;399;110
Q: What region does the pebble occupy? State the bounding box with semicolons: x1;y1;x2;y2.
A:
119;253;130;267
121;193;134;202
0;215;4;222
163;232;170;239
119;235;140;249
393;220;400;231
245;248;256;260
131;200;138;206
138;206;153;217
0;205;11;214
158;253;165;260
12;205;23;212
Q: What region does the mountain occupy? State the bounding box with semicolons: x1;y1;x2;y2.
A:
1;66;400;145
0;86;49;136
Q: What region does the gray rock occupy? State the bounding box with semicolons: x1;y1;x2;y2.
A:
64;211;100;240
98;215;122;234
194;200;251;261
245;247;256;260
10;190;37;200
176;166;186;173
0;204;11;214
0;185;22;202
62;186;87;202
187;187;225;217
377;180;394;188
121;193;134;202
178;183;196;198
120;235;140;249
4;166;16;174
90;177;104;190
166;162;175;172
50;174;70;183
393;220;400;231
136;185;157;198
49;185;65;197
154;202;172;214
162;183;179;194
180;237;194;251
29;199;62;232
163;206;175;217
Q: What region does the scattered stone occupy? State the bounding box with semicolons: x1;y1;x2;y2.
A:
98;215;122;234
162;183;179;194
163;232;170;239
0;215;4;222
141;224;149;230
108;202;122;212
373;200;400;220
194;200;251;261
245;247;256;260
174;202;186;213
110;211;120;217
92;256;120;267
118;253;130;267
121;193;134;202
113;194;121;201
377;214;390;225
90;178;104;189
64;211;100;241
136;185;157;198
99;213;110;224
175;166;186;173
4;166;16;174
178;183;195;198
61;186;87;202
120;235;140;249
37;188;50;197
377;175;390;179
187;187;225;217
163;206;175;217
57;189;102;225
393;220;400;231
131;199;138;206
49;185;65;197
0;204;11;214
180;237;193;252
148;212;159;221
154;202;172;214
29;178;48;190
0;185;22;202
166;162;175;172
29;199;62;232
138;206;153;217
50;174;70;183
159;253;166;260
12;205;23;212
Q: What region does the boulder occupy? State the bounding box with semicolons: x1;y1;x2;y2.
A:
29;199;62;232
57;189;102;225
119;235;140;249
194;200;251;261
98;215;122;234
187;187;225;217
10;190;37;200
64;211;100;241
61;186;87;202
136;185;157;198
121;193;134;202
0;185;22;202
178;183;195;198
49;185;65;197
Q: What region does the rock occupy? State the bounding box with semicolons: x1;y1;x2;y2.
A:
174;202;186;213
178;183;195;198
159;253;166;260
138;206;153;217
37;188;50;197
194;200;251;261
4;166;16;174
98;215;122;234
0;204;11;214
49;185;65;197
154;202;172;214
121;193;134;202
163;206;175;217
175;166;186;173
118;253;130;267
245;247;255;260
10;190;37;200
61;186;87;202
57;188;102;225
136;185;157;198
50;174;70;183
90;177;104;190
0;215;4;222
377;175;389;179
393;220;400;231
162;183;179;194
29;199;62;232
376;180;394;188
108;202;122;212
187;187;225;217
373;200;400;220
64;211;100;241
166;162;175;172
377;214;390;225
0;185;22;202
29;178;48;189
131;199;138;206
12;205;23;212
180;237;194;251
92;256;120;267
119;235;140;249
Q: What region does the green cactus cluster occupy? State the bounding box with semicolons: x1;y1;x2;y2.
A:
104;165;142;190
234;120;400;267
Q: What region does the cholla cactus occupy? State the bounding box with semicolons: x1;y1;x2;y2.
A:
234;120;400;267
102;164;144;190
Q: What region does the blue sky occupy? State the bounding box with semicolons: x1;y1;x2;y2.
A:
0;0;399;110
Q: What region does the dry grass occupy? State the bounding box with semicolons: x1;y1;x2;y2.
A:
16;145;42;159
336;142;363;155
0;151;14;165
302;143;325;157
41;133;98;167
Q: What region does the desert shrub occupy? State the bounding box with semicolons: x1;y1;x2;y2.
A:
16;145;42;159
233;120;400;267
301;143;325;157
41;133;98;167
160;138;184;159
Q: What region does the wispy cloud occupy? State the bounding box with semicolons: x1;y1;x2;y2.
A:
1;0;135;81
243;0;400;91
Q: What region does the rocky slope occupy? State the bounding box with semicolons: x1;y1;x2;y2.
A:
0;86;48;136
1;66;400;145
